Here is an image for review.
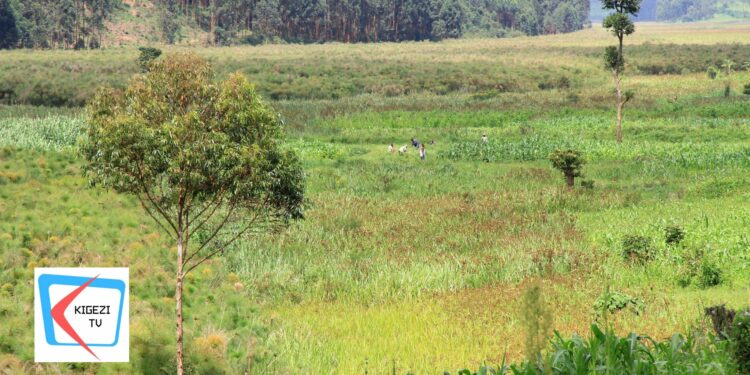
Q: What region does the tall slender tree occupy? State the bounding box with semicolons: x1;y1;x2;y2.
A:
82;53;304;374
602;0;640;144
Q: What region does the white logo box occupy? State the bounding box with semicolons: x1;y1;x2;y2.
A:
35;268;129;362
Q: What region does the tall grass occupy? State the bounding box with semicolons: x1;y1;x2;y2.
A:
2;22;749;106
1;23;750;373
0;116;83;150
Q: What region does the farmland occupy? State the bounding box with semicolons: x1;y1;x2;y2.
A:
1;22;750;373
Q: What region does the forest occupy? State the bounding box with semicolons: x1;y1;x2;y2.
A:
0;0;592;47
4;0;746;48
590;0;750;21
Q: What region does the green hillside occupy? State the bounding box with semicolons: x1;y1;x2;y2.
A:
1;21;750;373
590;0;750;22
1;0;590;49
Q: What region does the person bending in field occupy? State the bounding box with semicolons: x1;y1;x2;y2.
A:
419;144;426;160
388;143;394;153
411;138;420;148
398;145;408;155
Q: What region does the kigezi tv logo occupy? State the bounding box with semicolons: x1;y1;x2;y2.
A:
35;268;129;362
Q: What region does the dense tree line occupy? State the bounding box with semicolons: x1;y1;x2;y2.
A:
160;0;590;45
656;0;748;22
0;0;589;48
592;0;745;22
0;0;119;49
656;0;720;21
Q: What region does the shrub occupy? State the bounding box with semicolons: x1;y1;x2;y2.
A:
556;76;571;89
664;224;685;246
137;47;162;72
621;234;652;262
732;311;750;373
537;76;571;90
705;305;736;339
580;179;595;189
549;149;585;188
593;289;644;319
707;66;719;79
538;81;554;90
743;83;750;95
698;260;722;288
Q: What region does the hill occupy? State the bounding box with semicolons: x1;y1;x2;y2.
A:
590;0;750;22
1;21;750;372
2;22;750;107
1;0;591;49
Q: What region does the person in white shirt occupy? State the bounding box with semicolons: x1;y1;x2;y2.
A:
481;134;488;143
398;145;408;155
388;143;394;153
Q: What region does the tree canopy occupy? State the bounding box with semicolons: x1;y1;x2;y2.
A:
167;0;591;45
82;53;305;258
3;0;118;49
82;53;305;373
0;0;591;48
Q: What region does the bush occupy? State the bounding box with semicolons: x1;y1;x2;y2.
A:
698;260;722;288
707;66;719;79
580;179;595;189
621;234;652;262
732;311;750;373
593;289;644;319
537;76;571;90
705;304;736;339
664;224;685;246
556;76;571;89
743;83;750;95
137;47;162;72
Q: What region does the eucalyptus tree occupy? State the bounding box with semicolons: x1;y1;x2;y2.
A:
602;0;640;144
82;53;304;374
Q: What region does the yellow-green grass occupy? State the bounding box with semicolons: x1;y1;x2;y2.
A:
2;21;750;106
2;21;750;374
268;284;748;373
3;104;750;373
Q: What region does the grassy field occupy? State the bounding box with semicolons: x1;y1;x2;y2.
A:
1;22;750;373
2;22;750;106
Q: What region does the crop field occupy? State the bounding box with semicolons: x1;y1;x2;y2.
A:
1;21;750;374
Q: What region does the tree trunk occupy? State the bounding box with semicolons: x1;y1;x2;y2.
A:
210;8;216;45
176;235;185;375
616;97;624;144
615;33;624;144
613;70;623;144
565;173;574;188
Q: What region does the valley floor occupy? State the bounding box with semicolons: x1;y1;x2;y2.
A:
1;21;750;374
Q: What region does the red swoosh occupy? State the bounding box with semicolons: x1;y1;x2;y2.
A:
50;275;100;360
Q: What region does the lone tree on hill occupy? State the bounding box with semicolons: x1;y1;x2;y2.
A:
82;53;304;374
549;149;585;188
602;0;640;144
